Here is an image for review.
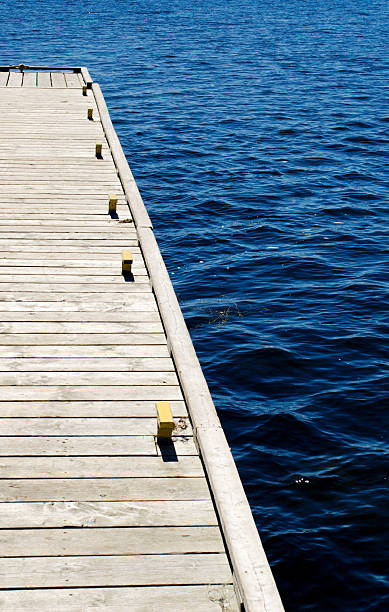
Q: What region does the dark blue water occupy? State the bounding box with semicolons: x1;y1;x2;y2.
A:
1;0;388;608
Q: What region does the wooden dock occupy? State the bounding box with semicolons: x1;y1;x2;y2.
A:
0;66;283;611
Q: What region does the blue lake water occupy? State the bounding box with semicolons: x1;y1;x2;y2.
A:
1;0;388;608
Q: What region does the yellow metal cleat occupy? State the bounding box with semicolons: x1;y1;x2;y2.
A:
109;194;117;214
82;85;87;96
156;401;176;439
122;249;133;274
87;107;93;120
95;143;102;158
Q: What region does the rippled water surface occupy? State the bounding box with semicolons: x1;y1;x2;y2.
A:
1;0;388;609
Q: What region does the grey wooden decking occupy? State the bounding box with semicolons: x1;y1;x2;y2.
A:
0;68;283;611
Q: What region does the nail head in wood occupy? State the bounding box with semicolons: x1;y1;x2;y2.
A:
156;401;175;439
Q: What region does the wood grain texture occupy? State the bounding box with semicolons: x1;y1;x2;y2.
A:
0;345;169;358
0;526;224;556
22;72;37;87
0;399;187;417
0;370;176;386
0;585;239;612
64;72;83;88
51;72;66;88
0;456;201;478
0;500;214;527
0;417;190;436
0;332;165;345
0;385;183;400
0;296;157;311
0;435;197;456
0;311;159;321
0;553;232;588
36;72;52;88
0;322;162;333
0;356;174;371
7;72;23;87
0;476;208;501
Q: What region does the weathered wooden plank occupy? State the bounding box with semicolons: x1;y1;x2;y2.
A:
0;231;136;239
0;140;104;145
0;153;111;160
0;371;178;387
36;72;52;88
50;72;66;88
64;72;82;88
80;66;93;86
0;311;160;322
0;188;122;196
0;184;121;192
0;585;239;612
0;322;162;334
0;265;146;275
0;250;142;260
0;225;133;234
0;161;115;167
0;526;223;556
22;72;37;87
0;244;138;252
0;435;196;456
0;357;173;371
0;187;122;193
7;72;22;87
0;165;110;173
0;221;133;229
0;333;164;345
0;554;231;588
0;476;206;501
0;213;131;220
0;240;139;248
0;385;183;401
0;417;190;436
0;195;122;209
0;345;168;358
0;297;157;311
0;435;159;456
0;456;201;478
0;283;152;294
0;203;125;210
0;399;187;418
0;168;119;174
0;274;150;283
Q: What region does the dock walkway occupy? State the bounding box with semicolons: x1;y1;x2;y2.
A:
0;67;283;611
